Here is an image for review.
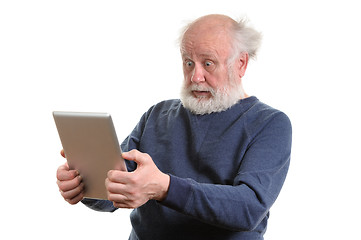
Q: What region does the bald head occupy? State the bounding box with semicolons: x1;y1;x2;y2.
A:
181;15;236;58
179;14;262;60
184;14;236;36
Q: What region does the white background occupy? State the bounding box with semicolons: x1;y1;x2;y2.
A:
1;0;360;239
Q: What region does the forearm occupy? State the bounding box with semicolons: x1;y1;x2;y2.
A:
160;172;284;232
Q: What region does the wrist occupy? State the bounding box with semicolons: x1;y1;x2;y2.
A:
154;173;170;201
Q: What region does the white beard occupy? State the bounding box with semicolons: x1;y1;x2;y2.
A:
180;79;243;115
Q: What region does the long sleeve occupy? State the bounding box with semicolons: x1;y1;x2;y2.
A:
161;111;292;231
84;97;292;239
81;198;117;212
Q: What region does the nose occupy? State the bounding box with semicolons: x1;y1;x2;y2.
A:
191;64;205;83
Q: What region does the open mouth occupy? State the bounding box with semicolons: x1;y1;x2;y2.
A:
192;90;211;98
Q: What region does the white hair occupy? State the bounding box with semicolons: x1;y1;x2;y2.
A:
178;15;262;63
178;15;262;114
180;64;243;115
180;81;243;115
227;17;262;66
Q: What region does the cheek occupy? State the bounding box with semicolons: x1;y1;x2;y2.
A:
183;73;191;86
182;69;193;85
207;72;226;89
216;67;233;87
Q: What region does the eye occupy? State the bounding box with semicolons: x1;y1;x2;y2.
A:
205;61;212;67
185;60;194;67
204;60;215;70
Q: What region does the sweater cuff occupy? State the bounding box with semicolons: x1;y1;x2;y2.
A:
81;198;117;212
160;174;192;212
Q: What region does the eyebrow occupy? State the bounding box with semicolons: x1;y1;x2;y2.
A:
181;53;190;59
199;53;217;60
181;52;218;60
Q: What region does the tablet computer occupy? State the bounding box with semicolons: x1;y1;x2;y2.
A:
53;111;127;200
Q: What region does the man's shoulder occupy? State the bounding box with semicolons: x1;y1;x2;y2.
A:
144;99;183;118
155;99;182;109
244;98;291;133
148;99;182;112
246;98;288;118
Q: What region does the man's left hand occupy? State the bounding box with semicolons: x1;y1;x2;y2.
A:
105;149;170;209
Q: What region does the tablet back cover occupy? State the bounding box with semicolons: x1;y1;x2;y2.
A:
53;111;126;200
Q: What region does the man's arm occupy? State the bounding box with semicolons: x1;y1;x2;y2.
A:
103;112;291;231
160;112;292;231
106;104;292;231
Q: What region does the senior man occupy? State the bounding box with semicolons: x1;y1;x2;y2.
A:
56;14;292;240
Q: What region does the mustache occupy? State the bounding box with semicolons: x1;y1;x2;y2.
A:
188;84;216;95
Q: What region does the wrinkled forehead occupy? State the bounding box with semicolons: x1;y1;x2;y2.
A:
181;27;232;61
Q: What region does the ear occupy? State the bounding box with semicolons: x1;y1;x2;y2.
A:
237;52;249;78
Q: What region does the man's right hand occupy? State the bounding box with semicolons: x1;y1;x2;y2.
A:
56;150;84;205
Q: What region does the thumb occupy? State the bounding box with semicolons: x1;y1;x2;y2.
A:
122;149;151;167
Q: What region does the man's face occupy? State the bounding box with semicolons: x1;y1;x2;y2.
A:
181;28;233;98
180;23;243;115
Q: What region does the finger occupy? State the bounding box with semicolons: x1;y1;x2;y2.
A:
60;149;66;158
112;201;133;209
57;175;82;192
107;193;134;209
107;170;130;184
122;150;150;166
107;192;127;202
60;182;85;200
122;149;143;161
105;178;127;194
56;164;79;181
110;196;141;209
58;162;69;171
65;191;84;205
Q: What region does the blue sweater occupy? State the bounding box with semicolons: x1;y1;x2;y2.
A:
82;96;292;240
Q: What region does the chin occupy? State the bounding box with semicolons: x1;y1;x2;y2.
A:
180;85;241;115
